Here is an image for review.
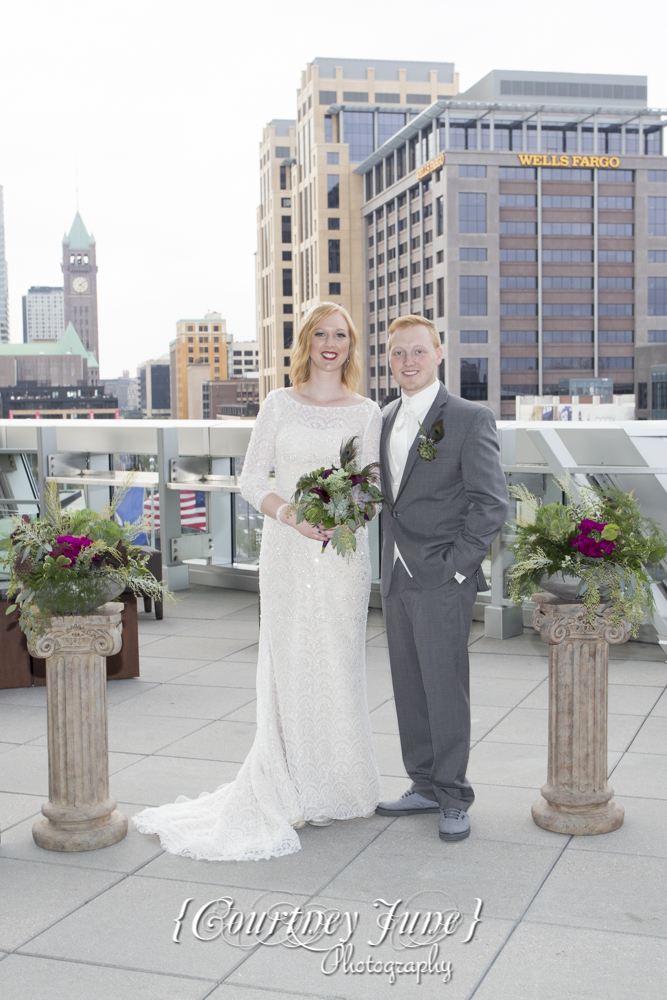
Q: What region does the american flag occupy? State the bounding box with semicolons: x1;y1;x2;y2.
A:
143;490;207;532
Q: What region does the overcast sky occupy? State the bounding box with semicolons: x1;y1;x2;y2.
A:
0;0;664;378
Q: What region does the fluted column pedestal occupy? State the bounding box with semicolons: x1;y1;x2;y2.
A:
531;593;629;835
28;602;127;851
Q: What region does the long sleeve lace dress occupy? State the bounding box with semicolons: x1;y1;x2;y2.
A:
133;388;382;860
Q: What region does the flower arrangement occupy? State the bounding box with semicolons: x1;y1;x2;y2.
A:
290;436;385;557
1;478;172;639
507;478;667;635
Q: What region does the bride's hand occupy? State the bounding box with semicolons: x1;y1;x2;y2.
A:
281;509;335;541
295;520;335;541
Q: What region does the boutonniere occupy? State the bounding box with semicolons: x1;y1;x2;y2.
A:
417;419;445;461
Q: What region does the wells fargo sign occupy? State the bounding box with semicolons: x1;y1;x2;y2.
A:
416;152;445;179
517;154;621;168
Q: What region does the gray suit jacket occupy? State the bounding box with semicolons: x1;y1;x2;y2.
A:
380;383;509;598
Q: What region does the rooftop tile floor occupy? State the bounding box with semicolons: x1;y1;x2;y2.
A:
1;585;665;999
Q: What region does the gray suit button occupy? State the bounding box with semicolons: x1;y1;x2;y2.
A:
392;511;399;518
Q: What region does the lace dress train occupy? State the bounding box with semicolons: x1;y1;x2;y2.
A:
133;389;383;860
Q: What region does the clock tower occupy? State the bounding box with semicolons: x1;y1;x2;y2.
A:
62;212;99;363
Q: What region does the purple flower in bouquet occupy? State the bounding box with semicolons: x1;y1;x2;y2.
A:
52;535;93;567
571;518;617;559
350;483;373;504
291;437;385;558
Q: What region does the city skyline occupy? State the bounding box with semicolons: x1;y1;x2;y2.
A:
0;1;666;378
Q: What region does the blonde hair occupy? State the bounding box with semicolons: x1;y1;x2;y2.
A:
289;303;362;391
387;314;441;353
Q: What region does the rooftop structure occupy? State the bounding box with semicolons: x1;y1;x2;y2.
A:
0;414;666;997
459;68;649;106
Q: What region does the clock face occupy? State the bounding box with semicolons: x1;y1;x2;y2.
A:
72;277;88;294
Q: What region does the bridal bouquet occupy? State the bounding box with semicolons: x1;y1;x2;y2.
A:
291;436;385;557
507;478;667;634
1;477;172;639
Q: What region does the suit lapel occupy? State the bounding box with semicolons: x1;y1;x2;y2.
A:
380;398;401;506
395;382;449;502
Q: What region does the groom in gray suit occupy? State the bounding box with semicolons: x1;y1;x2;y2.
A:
376;315;508;841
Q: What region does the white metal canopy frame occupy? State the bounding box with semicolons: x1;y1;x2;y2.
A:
0;418;665;652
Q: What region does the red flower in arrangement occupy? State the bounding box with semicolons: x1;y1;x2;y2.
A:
51;535;93;567
571;519;617;559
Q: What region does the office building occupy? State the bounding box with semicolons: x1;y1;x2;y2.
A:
257;59;459;399
228;340;259;378
202;377;260;419
0;186;9;343
22;286;64;343
257;119;296;397
0;321;98;387
103;370;140;416
169;312;228;419
356;69;667;416
62;212;99;361
0;384;117;419
137;355;170;418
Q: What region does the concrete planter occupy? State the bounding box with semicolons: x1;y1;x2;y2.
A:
538;572;583;602
28;602;128;852
531;592;629;835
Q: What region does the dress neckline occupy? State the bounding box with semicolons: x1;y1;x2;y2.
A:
282;388;369;410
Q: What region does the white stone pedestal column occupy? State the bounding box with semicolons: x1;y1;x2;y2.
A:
531;593;629;836
28;602;128;851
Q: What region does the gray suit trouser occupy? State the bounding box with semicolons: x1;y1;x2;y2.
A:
383;559;476;811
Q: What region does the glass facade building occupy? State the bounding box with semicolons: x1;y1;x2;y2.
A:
357;69;667;415
257;58;459;399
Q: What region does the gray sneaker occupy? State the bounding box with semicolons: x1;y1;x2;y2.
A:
376;789;440;816
438;807;471;842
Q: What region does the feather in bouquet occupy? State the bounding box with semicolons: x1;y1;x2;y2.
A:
291;436;385;557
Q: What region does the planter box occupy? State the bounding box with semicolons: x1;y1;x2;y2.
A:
0;600;33;689
0;593;140;689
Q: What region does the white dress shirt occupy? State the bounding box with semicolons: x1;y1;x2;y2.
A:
388;380;465;583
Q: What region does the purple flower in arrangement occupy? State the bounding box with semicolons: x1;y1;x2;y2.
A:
578;518;607;535
349;474;367;487
52;535;93;567
571;519;616;559
320;468;336;480
350;483;373;504
311;487;331;502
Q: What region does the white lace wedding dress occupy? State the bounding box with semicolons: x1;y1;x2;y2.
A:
133;388;383;860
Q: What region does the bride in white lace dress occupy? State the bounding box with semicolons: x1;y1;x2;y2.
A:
133;304;382;860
